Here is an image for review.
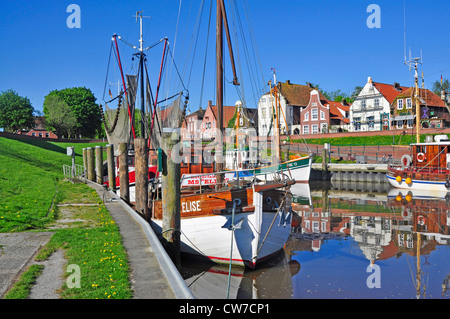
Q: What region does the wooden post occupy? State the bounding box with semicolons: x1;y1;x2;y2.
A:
95;146;103;184
161;131;181;268
82;148;87;175
135;138;149;220
118;142;129;203
322;148;328;180
86;147;95;182
106;144;116;191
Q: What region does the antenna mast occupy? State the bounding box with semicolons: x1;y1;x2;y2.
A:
405;55;422;143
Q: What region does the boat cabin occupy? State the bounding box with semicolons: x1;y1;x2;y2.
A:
410;135;450;170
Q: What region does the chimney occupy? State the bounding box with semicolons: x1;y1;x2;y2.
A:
393;82;401;91
341;98;348;106
286;80;291;85
208;100;212;109
368;76;372;83
307;82;313;88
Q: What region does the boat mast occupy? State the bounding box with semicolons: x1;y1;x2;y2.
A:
405;56;422;143
137;10;146;138
215;0;240;174
216;1;224;173
271;69;281;163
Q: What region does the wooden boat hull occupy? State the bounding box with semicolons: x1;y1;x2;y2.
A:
151;185;293;268
152;210;291;268
255;156;312;183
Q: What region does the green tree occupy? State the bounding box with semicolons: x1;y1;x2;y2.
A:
43;87;101;138
0;89;35;133
432;78;449;96
43;94;77;138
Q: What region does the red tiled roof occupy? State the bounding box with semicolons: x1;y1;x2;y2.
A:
372;82;409;104
325;101;350;124
399;87;446;108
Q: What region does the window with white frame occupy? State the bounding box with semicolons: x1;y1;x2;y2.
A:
367;116;375;129
312;108;318;120
396;120;403;129
397;99;404;110
303;125;309;134
374;98;380;108
320;110;325;120
354;117;361;131
361;99;366;109
406;98;412;109
312;124;319;134
407;118;414;128
304;111;309;121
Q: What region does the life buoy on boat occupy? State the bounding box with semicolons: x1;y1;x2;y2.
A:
417;215;426;226
417;152;426;162
401;154;412;167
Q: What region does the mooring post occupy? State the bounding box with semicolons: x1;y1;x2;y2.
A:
106;144;116;191
82;148;87;176
95;146;103;185
161;130;181;268
135;138;149;220
322;148;328;180
118;142;129;203
86;147;95;182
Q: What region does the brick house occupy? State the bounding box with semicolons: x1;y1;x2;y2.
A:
181;107;205;140
391;87;450;130
299;90;350;135
200;100;236;140
258;80;327;136
16;116;58;138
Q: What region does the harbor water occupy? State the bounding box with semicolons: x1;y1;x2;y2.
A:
180;179;450;299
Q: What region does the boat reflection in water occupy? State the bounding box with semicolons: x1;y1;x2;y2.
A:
181;180;450;299
180;252;299;299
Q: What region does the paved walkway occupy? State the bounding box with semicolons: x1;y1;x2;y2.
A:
0;181;193;299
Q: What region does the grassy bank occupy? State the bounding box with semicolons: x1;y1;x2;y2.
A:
0;136;131;299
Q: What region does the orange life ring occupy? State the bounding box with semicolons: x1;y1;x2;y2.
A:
417;152;426;162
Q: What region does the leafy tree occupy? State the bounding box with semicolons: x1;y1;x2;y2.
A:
432;78;449;96
0;89;35;133
43;94;77;138
43;87;101;138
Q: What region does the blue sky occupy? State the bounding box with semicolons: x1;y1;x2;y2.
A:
1;0;449;115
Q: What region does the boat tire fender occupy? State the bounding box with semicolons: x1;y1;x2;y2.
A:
401;154;412;167
265;197;272;205
446;181;450;189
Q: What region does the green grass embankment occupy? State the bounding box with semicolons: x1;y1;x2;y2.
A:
0;136;132;299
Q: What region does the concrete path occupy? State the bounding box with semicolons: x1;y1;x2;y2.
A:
0;232;54;298
0;181;193;299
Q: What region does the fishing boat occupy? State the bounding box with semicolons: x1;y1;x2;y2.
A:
387;134;450;191
386;57;450;192
101;3;294;269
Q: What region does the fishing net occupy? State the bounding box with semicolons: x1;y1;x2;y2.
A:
101;75;138;156
149;94;185;151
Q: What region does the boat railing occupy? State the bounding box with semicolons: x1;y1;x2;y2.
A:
390;164;450;176
149;167;292;197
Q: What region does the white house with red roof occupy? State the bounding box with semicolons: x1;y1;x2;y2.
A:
349;77;408;132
